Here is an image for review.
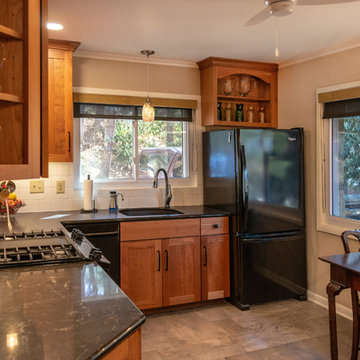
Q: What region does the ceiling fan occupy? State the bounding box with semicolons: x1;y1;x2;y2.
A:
245;0;359;26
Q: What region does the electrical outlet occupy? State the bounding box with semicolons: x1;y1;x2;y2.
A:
56;180;65;194
29;180;44;193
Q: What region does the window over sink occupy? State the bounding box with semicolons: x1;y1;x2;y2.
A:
73;103;192;185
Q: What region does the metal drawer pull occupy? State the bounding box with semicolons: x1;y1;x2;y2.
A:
157;250;161;271
83;231;118;237
204;246;207;267
213;224;219;229
165;250;168;271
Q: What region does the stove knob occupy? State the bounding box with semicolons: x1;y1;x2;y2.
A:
89;247;103;261
71;229;84;244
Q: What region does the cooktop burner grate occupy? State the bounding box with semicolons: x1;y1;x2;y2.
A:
1;229;64;241
0;232;83;267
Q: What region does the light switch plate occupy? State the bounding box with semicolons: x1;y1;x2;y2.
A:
56;180;65;194
30;180;44;193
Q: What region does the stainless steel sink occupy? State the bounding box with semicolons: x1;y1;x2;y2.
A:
119;207;183;217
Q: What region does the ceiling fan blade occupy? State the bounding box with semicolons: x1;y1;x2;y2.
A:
244;8;271;27
298;0;359;5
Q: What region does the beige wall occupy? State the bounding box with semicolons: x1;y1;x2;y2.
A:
279;46;360;308
73;57;200;95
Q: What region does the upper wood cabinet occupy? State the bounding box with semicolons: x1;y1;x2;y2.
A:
197;57;278;128
48;39;79;162
0;0;48;179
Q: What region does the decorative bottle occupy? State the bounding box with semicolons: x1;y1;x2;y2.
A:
225;103;232;122
247;105;254;123
259;106;265;123
217;102;222;120
236;104;244;122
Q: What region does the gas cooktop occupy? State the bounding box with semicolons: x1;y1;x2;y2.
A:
0;229;108;268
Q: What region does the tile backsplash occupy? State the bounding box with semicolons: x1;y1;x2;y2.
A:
12;163;203;213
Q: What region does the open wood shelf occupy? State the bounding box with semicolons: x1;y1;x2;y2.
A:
197;57;278;128
213;120;273;128
0;25;23;40
0;92;23;103
218;95;270;102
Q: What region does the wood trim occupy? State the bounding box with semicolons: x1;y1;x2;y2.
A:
318;86;360;103
48;39;80;52
200;217;229;236
73;92;198;109
101;328;141;360
120;219;200;241
197;57;279;72
41;0;48;177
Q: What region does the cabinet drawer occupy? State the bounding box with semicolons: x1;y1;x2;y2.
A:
120;219;200;241
201;217;228;235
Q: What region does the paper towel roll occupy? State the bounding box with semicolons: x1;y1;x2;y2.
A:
83;177;93;211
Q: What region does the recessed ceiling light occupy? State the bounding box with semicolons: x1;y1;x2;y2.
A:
47;23;63;31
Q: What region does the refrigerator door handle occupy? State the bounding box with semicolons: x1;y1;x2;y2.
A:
241;145;249;231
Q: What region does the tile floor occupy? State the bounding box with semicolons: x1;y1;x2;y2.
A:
142;300;352;360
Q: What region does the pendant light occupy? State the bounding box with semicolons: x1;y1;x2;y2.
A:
141;50;155;122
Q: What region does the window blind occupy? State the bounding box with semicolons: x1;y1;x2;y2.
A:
322;98;360;119
73;103;193;122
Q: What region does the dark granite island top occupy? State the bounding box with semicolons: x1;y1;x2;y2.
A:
0;261;145;360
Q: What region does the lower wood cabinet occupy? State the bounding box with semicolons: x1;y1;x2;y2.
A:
102;328;141;360
201;234;230;300
163;237;201;306
121;236;201;310
121;240;162;310
120;217;229;311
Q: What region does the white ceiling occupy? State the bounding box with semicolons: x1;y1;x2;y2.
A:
48;0;360;65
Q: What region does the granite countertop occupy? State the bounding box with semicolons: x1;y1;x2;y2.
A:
0;205;229;234
0;205;228;359
0;261;145;360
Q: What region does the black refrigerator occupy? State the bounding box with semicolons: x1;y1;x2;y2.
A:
203;128;307;310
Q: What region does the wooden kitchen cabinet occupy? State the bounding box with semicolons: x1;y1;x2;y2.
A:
200;217;230;301
120;219;201;310
201;234;230;300
197;57;278;128
121;239;162;310
163;236;201;306
102;328;141;360
48;39;79;162
120;217;229;311
0;0;48;179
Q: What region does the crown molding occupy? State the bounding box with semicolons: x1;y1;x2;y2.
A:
279;41;360;69
73;50;198;69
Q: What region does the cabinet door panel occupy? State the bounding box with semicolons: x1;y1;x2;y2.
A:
48;48;73;162
201;234;230;300
121;240;162;310
163;237;201;306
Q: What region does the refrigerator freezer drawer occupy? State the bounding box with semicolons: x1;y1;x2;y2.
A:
240;232;307;305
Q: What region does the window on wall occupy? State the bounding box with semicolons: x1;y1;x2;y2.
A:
73;103;191;183
317;91;360;234
331;116;360;220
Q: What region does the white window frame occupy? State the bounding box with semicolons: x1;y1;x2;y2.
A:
72;89;200;191
316;80;360;236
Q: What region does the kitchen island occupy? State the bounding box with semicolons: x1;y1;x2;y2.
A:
0;261;144;359
0;206;229;359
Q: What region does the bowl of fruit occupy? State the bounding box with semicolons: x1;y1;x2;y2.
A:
0;193;25;219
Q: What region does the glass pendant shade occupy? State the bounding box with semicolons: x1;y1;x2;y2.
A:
142;97;155;122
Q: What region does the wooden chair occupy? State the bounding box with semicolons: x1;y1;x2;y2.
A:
341;229;360;360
